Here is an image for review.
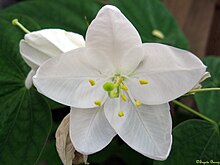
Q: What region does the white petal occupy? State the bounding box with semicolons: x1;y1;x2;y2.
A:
33;48;107;108
127;43;206;105
104;98;172;160
70;106;116;155
20;40;51;70
192;71;211;89
86;5;143;74
24;29;85;57
20;29;85;70
25;69;36;89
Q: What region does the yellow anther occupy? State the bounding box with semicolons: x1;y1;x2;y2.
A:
111;91;115;95
152;29;165;39
118;110;124;117
89;79;95;86
121;94;127;101
121;85;128;91
135;100;141;107
118;78;123;84
84;16;90;27
94;100;102;107
139;79;149;85
114;83;119;88
110;91;116;97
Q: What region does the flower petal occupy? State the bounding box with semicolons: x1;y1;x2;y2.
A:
86;5;143;74
20;29;85;70
127;43;206;105
20;40;51;70
24;29;85;57
33;48;107;108
70;106;116;155
104;98;172;160
25;69;36;89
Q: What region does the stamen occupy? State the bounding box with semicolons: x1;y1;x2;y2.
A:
89;80;95;86
88;79;95;86
84;16;90;27
110;91;115;96
12;18;30;34
118;77;123;84
94;100;102;107
152;29;165;39
103;82;115;92
135;100;141;107
118;110;124;117
121;94;127;101
121;85;128;91
114;83;119;88
139;79;149;85
109;90;119;98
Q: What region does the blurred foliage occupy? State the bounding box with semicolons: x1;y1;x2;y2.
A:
154;119;220;165
195;57;220;122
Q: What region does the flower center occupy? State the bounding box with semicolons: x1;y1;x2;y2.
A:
89;74;149;117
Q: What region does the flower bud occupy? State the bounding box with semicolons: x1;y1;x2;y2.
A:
19;29;85;89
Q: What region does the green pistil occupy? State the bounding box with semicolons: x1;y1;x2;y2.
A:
105;74;126;99
103;82;114;92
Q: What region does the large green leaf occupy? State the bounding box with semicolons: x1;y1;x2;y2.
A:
0;89;52;165
0;14;52;164
2;0;103;36
154;119;220;165
195;56;220;122
109;0;189;49
36;122;62;165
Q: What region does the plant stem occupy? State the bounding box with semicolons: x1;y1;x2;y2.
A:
172;100;217;124
187;87;220;95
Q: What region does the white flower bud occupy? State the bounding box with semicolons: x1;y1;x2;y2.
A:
19;29;85;89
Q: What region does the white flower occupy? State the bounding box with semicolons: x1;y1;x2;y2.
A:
19;29;85;89
32;5;206;160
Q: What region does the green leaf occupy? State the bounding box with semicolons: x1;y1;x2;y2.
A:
37;122;62;165
194;56;220;122
0;14;52;164
3;0;103;36
37;139;62;165
109;0;189;49
0;89;52;165
154;119;220;165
